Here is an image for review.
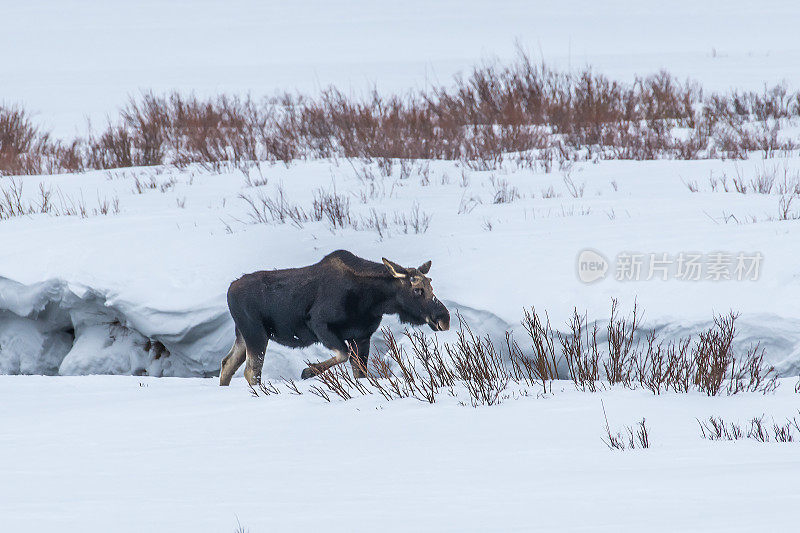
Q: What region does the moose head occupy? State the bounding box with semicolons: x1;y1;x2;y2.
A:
382;257;450;331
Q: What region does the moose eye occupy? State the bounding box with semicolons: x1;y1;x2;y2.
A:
413;288;424;296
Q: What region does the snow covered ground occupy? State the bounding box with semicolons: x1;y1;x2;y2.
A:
1;375;798;532
2;156;800;378
3;2;800;531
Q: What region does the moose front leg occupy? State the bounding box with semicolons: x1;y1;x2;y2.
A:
301;348;350;379
302;316;351;379
349;338;371;379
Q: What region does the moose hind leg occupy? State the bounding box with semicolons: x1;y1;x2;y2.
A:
219;331;246;386
241;329;268;386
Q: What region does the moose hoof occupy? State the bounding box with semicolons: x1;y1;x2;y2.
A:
301;367;318;380
243;368;261;386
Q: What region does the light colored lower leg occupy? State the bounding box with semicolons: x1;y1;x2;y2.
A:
219;337;246;386
303;349;349;378
244;347;265;386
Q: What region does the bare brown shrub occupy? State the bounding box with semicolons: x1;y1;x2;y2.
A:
699;413;800;443
601;401;651;451
692;312;737;396
558;308;601;392
312;186;351;228
252;301;782;408
510;308;558;393
0;177;118;220
4;52;800;176
0;105;84;176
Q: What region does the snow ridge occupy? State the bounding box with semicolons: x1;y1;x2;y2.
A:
3;275;800;378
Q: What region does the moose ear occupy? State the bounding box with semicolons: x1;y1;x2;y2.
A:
382;258;407;278
418;260;432;274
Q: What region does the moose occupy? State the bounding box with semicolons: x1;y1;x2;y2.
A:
219;250;450;385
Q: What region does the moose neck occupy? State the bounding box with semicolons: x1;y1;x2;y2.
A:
382;279;406;316
359;276;404;317
347;275;399;316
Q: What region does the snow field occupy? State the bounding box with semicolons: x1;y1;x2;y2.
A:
1;375;798;532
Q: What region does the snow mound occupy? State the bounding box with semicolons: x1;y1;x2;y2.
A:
0;276;230;377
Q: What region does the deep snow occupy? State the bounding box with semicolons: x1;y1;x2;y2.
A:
1;375;798;532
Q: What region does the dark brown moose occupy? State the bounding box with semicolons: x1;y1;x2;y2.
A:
220;250;450;385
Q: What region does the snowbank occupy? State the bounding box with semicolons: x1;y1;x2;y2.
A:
0;276;230;376
2;275;799;378
2;156;800;377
